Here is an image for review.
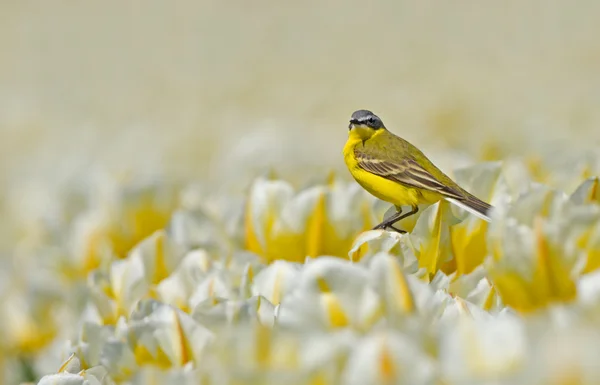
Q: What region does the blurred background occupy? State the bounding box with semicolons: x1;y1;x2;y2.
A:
3;2;600;383
2;0;600;242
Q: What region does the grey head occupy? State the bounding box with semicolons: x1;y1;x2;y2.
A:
349;109;386;130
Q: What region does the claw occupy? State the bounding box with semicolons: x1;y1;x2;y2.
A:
388;226;407;234
372;223;406;234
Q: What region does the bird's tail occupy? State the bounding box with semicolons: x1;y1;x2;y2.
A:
445;194;493;222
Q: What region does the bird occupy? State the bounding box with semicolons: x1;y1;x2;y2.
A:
343;109;492;232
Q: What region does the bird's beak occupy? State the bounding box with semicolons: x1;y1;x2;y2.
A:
348;119;359;130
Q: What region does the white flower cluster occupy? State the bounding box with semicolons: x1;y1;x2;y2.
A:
3;160;600;385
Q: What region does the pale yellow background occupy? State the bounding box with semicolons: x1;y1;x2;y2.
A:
2;1;600;193
3;3;600;384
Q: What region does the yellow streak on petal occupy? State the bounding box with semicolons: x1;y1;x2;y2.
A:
83;230;103;274
450;220;488;276
146;286;160;301
491;239;503;262
321;221;362;261
348;232;367;262
316;276;349;328
177;302;191;314
491;272;537;312
12;314;58;355
494;219;578;312
379;343;396;383
271;269;282;305
439;255;457;276
306;192;326;258
254;296;264;323
57;353;77;373
389;262;415;313
540;192;554;218
267;232;305;263
152;231;169;284
246;180;293;263
133;345;151;364
110;366;135;383
576;230;591;251
419;203;443;276
100;308;119;326
255;184;372;262
482;284;497;311
100;280;115;299
174;313;193;365
155;347;173;369
532;218;577;305
587;177;599;203
76;348;89;371
131;199;173;251
113;195;174;259
317;277;349;328
263;207;279;262
255;324;271;368
107;226;129;261
351;241;369;262
316;277;330;292
583;248;600;274
244;201;264;256
321;293;349;328
526;156;550;184
579;228;600;274
307;192;359;260
60;227;106;281
326;229;358;260
133;344;172;369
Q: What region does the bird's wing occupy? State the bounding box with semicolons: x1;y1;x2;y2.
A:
354;147;464;200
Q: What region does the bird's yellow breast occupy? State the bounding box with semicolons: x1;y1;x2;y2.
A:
343;131;439;207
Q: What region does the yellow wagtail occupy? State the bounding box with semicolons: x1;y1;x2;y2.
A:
343;109;492;232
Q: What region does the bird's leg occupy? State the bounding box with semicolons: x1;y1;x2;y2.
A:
387;224;406;233
386;225;406;234
373;208;403;230
373;205;419;233
394;205;419;223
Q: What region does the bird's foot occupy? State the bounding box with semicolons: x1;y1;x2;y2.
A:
373;223;385;230
387;225;407;234
372;224;407;234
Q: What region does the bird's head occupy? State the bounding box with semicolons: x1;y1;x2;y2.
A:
348;109;386;140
